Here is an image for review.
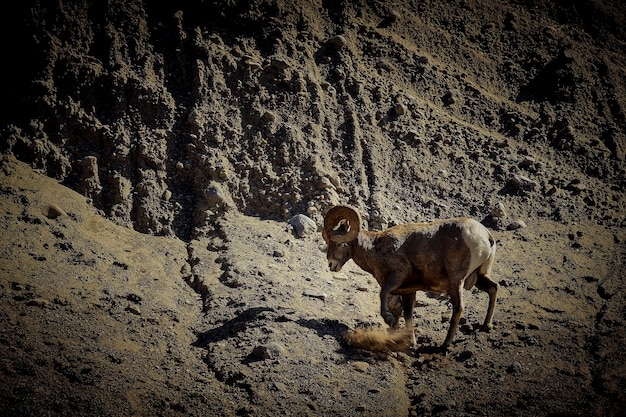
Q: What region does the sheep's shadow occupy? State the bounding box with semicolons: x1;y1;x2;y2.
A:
193;306;277;347
296;318;362;359
296;318;350;340
192;308;351;350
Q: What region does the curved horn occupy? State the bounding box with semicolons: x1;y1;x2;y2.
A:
324;205;362;243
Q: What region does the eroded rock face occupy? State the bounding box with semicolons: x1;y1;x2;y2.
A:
2;1;624;240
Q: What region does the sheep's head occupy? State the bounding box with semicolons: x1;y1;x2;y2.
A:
322;205;361;272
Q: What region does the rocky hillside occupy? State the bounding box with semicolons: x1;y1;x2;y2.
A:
1;0;625;416
3;0;625;237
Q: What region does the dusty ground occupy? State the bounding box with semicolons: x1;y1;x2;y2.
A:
1;0;626;416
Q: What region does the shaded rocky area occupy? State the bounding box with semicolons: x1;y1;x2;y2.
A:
1;0;625;416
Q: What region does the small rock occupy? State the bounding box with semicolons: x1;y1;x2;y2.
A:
303;289;327;301
288;214;317;238
203;182;228;206
252;342;285;360
261;111;276;124
126;305;141;315
490;202;508;218
565;180;586;195
245;60;263;70
27;298;49;308
273;250;285;258
318;177;336;190
394;103;407;116
326;35;347;50
376;60;393;71
509;174;538;192
519;156;539;173
506;220;527;230
44;204;67;219
507;362;524;374
560;48;575;62
388;10;401;22
352;361;369;372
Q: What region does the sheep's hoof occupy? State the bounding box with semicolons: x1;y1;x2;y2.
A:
480;323;493;332
438;344;450;356
382;311;397;327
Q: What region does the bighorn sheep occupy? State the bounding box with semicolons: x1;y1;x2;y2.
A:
322;205;498;351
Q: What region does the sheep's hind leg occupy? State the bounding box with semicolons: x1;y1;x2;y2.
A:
476;274;498;331
441;283;465;352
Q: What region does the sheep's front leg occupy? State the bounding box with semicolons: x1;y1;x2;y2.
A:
380;272;409;327
402;292;417;346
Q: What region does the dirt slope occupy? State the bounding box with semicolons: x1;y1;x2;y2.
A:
1;0;626;416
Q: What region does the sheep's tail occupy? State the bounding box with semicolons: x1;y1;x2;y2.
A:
345;327;413;352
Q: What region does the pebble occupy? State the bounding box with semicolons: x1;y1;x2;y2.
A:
352;361;369;372
261;111;276;124
394;103;408;116
203;183;228;206
26;298;50;308
303;289;327;301
388;10;401;22
126;305;141;315
44;204;67;219
507;362;524;374
326;35;347;50
490;202;508;218
507;220;527;230
318;177;336;190
252;342;285;360
509;174;538;192
566;180;586;195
